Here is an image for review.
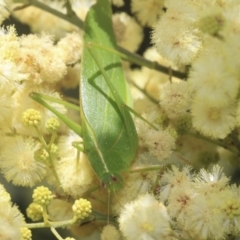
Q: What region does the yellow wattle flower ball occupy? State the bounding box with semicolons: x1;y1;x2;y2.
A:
22;109;42;127
72;198;92;220
32;186;53;206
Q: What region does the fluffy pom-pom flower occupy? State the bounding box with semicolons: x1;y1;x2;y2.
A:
235;100;240;127
112;169;158;214
191;96;236;139
159;165;194;201
143;129;176;161
159;81;191;119
188;38;240;100
111;0;124;7
119;194;171;240
131;0;165;26
17;33;67;84
152;20;202;65
0;183;11;202
194;165;230;194
101;225;121;240
56;32;83;65
0;136;46;187
217;186;240;235
11;0;79;39
0;0;10;24
0;202;25;240
55;132;95;198
112;12;143;52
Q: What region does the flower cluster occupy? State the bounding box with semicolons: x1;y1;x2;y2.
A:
159;165;240;239
152;0;240;140
0;0;240;239
118;165;240;240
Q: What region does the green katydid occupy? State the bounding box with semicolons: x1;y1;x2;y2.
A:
31;0;139;191
80;0;139;190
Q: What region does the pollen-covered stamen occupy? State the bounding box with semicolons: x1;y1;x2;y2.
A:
141;222;154;233
208;108;221;121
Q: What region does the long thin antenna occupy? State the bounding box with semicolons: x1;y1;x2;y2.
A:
107;190;111;225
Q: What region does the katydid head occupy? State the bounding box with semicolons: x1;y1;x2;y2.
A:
101;172;124;191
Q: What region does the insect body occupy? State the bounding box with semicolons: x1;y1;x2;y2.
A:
80;0;138;190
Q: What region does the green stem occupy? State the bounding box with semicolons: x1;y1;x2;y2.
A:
24;211;116;229
88;42;187;80
48;153;62;188
186;132;239;155
118;46;187;79
129;165;163;173
51;227;64;240
48;132;57;147
34;126;62;188
35;126;48;149
42;206;49;225
64;0;75;16
24;218;76;229
129;79;159;104
13;0;84;29
229;131;240;152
